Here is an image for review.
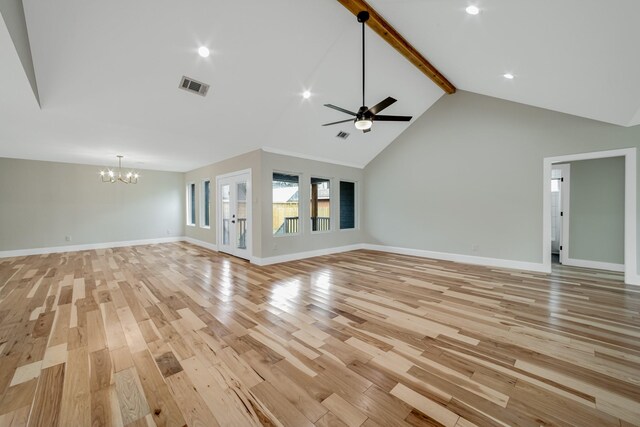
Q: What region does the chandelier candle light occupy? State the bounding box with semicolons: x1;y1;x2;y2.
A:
100;155;139;184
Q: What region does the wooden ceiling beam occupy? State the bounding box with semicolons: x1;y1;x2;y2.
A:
337;0;456;94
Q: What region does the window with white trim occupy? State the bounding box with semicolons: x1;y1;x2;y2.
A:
310;177;330;232
186;182;196;226
340;181;356;230
273;173;299;235
201;179;211;228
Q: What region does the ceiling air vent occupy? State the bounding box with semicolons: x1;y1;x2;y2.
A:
179;76;210;97
336;131;350;139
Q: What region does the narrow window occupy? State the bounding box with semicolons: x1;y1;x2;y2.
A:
273;173;299;235
201;180;211;227
310;178;330;232
340;181;356;229
187;183;196;226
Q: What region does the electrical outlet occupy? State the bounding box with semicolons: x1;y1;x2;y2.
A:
472;244;479;252
65;236;72;242
166;229;171;235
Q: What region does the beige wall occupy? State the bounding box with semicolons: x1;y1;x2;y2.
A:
260;151;365;259
184;150;365;260
5;90;636;274
0;157;184;251
183;150;262;256
364;90;640;273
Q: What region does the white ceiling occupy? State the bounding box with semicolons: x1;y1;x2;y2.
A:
367;0;640;127
0;1;638;172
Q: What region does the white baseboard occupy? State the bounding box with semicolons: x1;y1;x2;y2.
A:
252;243;548;273
564;258;625;272
182;237;218;252
363;244;548;273
0;237;184;259
252;244;366;266
5;238;633;284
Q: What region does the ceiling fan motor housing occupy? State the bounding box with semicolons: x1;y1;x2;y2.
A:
357;106;369;120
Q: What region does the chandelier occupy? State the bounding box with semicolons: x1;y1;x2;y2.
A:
100;155;139;184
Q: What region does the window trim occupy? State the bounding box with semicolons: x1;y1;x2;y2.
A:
272;171;302;237
200;178;211;229
186;182;196;227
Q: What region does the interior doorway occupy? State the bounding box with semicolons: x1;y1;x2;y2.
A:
217;169;252;260
550;164;570;265
543;148;637;285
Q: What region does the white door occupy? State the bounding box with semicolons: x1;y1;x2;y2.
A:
217;170;251;260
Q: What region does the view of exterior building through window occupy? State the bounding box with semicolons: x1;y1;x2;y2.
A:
310;178;330;232
273;173;300;235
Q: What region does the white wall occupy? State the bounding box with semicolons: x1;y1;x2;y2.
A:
364;91;640;275
0;157;184;252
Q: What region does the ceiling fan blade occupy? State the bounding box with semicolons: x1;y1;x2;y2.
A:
322;118;354;126
373;114;412;122
324;104;357;116
367;97;397;115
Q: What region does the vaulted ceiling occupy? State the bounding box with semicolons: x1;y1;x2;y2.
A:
1;1;638;172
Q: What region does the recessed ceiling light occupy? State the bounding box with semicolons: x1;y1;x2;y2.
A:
302;90;311;99
503;73;515;80
465;5;480;15
198;46;210;58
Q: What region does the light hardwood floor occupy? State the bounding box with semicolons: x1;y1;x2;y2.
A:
0;243;639;426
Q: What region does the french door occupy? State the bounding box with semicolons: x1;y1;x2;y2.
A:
217;170;251;260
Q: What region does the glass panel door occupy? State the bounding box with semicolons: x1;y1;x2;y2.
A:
236;181;247;250
217;171;251;260
221;184;230;246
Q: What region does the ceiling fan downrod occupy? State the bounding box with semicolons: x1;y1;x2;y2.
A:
358;11;369;108
320;10;412;133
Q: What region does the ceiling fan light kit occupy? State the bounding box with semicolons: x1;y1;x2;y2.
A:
322;10;412;133
355;118;373;130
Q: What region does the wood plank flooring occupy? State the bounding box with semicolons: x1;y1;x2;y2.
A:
1;243;639;426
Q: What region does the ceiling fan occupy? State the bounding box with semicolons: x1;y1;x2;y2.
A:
322;11;412;133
